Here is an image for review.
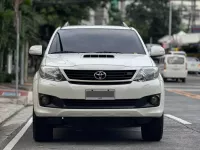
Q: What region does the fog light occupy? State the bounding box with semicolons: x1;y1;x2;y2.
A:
149;96;160;106
40;96;51;106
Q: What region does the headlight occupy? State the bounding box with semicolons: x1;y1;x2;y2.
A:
39;66;65;81
133;67;159;82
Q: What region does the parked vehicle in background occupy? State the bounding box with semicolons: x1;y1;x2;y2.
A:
168;51;186;56
156;55;188;82
187;57;200;74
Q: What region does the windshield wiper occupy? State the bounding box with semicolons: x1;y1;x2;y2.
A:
94;51;122;53
50;51;87;54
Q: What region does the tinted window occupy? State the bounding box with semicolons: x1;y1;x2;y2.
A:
187;57;199;62
49;28;145;54
49;34;61;52
167;56;184;64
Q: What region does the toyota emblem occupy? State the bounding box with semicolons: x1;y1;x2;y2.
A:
94;71;107;80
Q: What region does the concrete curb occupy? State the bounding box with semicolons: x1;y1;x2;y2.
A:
0;91;32;106
0;106;32;150
0;96;27;106
0;84;32;91
0;91;33;126
0;106;24;126
0;120;28;150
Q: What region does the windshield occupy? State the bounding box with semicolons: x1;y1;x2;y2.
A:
49;29;145;54
167;56;185;64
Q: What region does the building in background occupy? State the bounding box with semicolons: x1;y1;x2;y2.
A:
171;0;200;32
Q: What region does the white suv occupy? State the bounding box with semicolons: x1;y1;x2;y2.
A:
29;25;165;142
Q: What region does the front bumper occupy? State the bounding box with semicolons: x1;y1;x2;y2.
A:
39;117;154;128
33;73;165;117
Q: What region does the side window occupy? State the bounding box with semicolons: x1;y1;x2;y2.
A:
49;34;61;54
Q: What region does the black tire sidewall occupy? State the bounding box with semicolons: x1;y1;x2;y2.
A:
141;115;164;141
33;111;53;142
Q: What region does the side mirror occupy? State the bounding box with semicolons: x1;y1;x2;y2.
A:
150;45;165;57
29;45;42;56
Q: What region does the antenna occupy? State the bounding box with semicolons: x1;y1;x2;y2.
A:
63;22;69;27
123;22;128;27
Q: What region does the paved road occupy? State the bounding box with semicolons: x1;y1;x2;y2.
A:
2;75;200;150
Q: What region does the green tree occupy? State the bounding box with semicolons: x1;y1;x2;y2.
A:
0;0;15;71
33;1;106;41
0;0;109;81
20;0;46;82
20;0;44;42
126;0;181;43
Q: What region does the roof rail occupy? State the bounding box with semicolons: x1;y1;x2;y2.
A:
122;22;128;27
63;22;69;27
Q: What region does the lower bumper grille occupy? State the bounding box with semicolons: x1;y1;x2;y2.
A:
62;99;149;109
39;94;160;109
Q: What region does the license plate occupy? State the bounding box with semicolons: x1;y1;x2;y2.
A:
172;68;180;70
85;89;115;100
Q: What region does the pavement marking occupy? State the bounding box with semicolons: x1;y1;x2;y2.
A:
165;85;200;88
166;89;200;100
166;88;200;92
165;114;192;125
3;117;32;150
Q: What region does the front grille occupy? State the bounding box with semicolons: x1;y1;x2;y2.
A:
64;70;136;80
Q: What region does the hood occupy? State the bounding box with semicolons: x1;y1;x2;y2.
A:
43;54;153;67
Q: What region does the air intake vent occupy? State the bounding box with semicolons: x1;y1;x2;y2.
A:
83;55;114;58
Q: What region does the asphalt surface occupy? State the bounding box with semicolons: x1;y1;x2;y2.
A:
2;75;200;150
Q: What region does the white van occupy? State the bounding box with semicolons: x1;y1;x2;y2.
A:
157;55;188;82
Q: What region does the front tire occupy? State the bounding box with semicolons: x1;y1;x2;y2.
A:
33;112;53;142
141;115;163;141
